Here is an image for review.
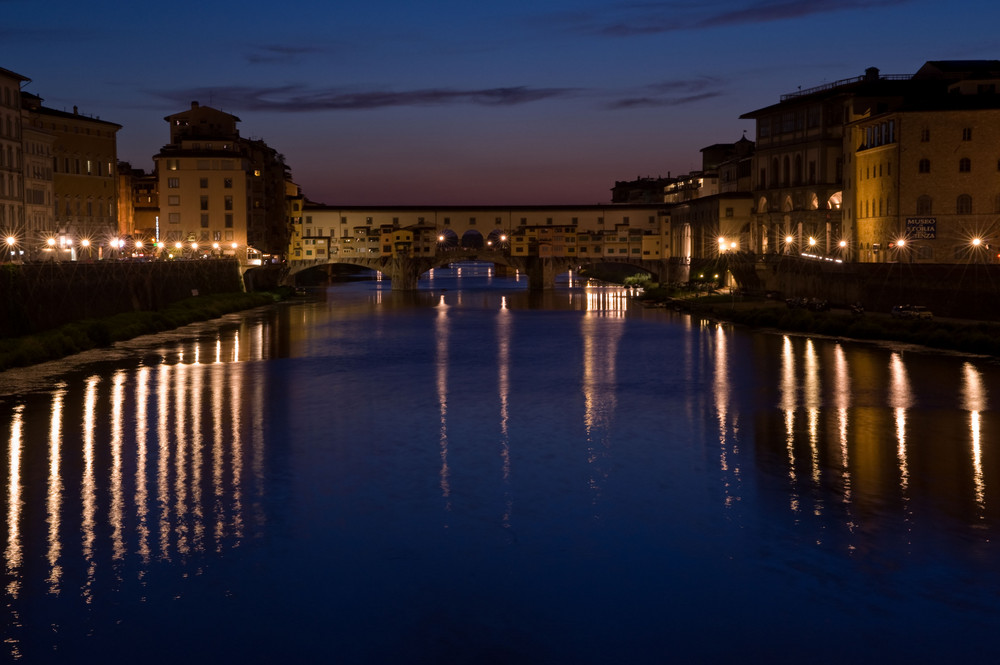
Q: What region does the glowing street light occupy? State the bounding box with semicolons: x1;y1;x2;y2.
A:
896;239;906;248
972;237;982;247
808;237;817;247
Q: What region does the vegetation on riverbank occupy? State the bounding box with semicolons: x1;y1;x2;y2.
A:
0;290;285;372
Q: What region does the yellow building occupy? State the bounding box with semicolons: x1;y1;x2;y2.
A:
849;103;1000;263
21;93;121;258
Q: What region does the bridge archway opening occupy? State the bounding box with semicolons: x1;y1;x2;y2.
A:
461;230;484;249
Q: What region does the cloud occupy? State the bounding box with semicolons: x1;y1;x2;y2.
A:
605;77;725;109
609;91;723;109
153;84;582;112
564;0;914;37
244;45;327;65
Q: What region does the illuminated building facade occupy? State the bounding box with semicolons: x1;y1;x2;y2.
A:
22;92;121;257
846;61;1000;263
0;67;28;255
744;60;1000;264
154;102;291;260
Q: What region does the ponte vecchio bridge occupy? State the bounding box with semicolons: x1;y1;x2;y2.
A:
283;202;743;290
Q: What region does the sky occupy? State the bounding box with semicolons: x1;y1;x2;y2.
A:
3;0;999;205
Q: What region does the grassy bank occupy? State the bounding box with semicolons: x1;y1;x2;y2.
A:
0;290;284;372
645;292;1000;357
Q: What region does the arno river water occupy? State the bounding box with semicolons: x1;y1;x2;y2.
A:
2;263;999;663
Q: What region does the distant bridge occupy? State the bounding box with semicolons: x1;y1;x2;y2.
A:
284;248;682;290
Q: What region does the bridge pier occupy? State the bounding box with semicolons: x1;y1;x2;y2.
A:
525;257;556;290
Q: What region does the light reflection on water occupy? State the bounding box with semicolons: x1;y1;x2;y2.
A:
2;272;1000;662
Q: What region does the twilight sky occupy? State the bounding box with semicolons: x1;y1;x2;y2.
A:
3;0;998;205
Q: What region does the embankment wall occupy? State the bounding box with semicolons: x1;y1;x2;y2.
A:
755;257;1000;320
0;260;244;337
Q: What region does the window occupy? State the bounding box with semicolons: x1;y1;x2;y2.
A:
200;178;208;188
962;127;972;141
469;217;476;225
200;214;209;228
725;207;734;217
957;194;972;214
223;178;232;188
918;159;930;174
167;177;179;188
225;214;233;228
920;129;930;142
916;195;932;215
224;196;233;211
959;158;971;172
167;195;180;206
200;196;208;210
168;213;180;224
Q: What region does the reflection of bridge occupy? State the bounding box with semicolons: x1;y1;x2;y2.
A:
286;247;677;290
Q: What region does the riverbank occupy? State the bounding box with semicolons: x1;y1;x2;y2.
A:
640;291;1000;357
0;289;286;372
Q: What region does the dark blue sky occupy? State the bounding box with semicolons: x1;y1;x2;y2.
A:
4;0;997;204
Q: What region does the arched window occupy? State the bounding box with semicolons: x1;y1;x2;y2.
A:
957;194;973;214
918;158;930;173
916;195;932;215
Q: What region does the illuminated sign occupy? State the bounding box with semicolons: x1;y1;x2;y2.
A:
905;217;936;239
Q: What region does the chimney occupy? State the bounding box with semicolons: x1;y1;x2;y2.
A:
192;101;199;109
864;67;880;82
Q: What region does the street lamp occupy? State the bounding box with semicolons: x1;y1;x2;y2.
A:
5;235;16;262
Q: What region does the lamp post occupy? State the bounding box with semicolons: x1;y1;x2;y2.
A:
4;236;16;262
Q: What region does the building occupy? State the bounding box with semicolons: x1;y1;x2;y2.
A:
845;61;1000;263
21;92;121;259
154;101;291;261
0;67;28;258
117;162;160;244
742;60;1000;264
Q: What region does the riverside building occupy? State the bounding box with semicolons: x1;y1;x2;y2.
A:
742;60;1000;264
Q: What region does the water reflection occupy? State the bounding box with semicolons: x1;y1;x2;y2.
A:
963;362;987;514
1;342;267;658
4;278;1000;661
581;289;625;506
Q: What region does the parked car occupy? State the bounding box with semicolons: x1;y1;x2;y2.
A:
891;304;933;319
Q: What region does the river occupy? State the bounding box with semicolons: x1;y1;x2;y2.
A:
2;264;999;663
